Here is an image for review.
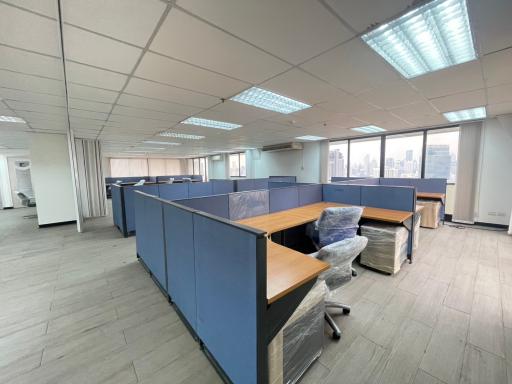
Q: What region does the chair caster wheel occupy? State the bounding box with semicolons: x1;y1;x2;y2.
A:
332;331;341;340
352;269;357;277
343;308;351;315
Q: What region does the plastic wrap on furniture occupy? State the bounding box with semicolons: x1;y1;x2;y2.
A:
229;190;270;220
417;200;441;228
317;206;363;248
360;224;408;274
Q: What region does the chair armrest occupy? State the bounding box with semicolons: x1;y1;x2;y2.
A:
317;235;368;266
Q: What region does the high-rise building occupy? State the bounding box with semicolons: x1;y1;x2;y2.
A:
328;149;346;178
425;145;451;179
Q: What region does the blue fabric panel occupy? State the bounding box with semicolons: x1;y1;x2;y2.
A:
229;190;269;220
322;184;362;205
212;179;235;195
268;181;297;189
188;182;213;198
379;178;414;186
194;214;260;384
147;177;157;183
361;185;415;211
269;176;297;182
111;185;125;233
191;175;203;181
298;184;322;206
157;183;189;201
347;178;380;185
235;179;255;192
163;204;196;330
176;195;230;219
125;185;159;232
134;193;166;290
331;177;364;182
411;178;447;193
269;187;299;213
253;178;269;190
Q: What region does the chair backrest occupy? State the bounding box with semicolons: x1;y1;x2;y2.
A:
167;178;174;184
134;179;145;186
318;206;363;248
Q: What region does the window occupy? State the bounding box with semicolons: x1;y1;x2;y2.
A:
188;156;209;181
229;152;246;177
425;127;459;183
328;140;348;180
349;137;381;177
384;132;423;178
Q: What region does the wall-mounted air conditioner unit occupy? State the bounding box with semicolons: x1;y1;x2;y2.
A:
261;142;303;152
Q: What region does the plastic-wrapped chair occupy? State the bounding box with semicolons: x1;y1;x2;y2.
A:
134;179;145;186
307;207;367;339
167;177;174;184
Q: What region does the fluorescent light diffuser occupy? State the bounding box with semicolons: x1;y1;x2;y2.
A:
181;117;242;130
361;0;476;78
159;132;205;140
143;140;181;146
295;135;327;141
351;125;387;134
0;116;25;123
443;106;486;122
230;87;311;114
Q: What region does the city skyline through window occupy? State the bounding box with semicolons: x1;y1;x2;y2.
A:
229;152;246;177
328;140;348;179
425;128;459;183
350;137;381;177
385;132;423;178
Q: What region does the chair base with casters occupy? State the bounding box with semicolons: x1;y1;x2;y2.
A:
309;235;368;340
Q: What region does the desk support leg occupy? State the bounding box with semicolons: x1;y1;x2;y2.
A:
403;217;414;264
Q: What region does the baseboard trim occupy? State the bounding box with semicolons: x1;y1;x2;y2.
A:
2;206;14;209
39;220;76;228
474;221;509;230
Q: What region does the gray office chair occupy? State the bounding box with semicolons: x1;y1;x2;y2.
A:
16;192;36;207
307;207;367;339
134;179;145;186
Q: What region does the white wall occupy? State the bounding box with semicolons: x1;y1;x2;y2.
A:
250;143;322;183
30;133;76;226
0;155;13;209
208;154;228;179
475;115;512;225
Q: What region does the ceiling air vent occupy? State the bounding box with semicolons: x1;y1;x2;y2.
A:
261;142;303;152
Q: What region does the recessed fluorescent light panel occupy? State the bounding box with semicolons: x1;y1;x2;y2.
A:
0;116;25;123
295;135;327;141
443;106;486;122
181;117;242;130
361;0;476;78
230;87;311;114
351;125;387;134
143;140;181;146
159;132;205;140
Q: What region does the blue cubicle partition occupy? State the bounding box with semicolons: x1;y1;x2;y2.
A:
235;178;269;192
337;178;380;186
269;176;297;182
157;183;188;201
229;190;269;220
211;179;236;195
298;184;323;206
111;185;125;234
322;184;362;205
155;174;203;183
269;187;299;213
134;192;167;291
125;184;159;235
360;185;416;212
163;203;197;331
176;194;230;219
188;181;213;198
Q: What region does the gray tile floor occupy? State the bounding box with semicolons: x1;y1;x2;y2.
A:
1;206;511;384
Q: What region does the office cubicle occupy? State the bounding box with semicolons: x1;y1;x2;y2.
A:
105;175;202;197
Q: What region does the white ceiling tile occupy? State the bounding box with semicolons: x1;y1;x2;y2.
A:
0;88;66;107
3;0;58;17
68;109;109;121
6;100;66;115
410;61;485;99
487;102;512;117
352;109;413;130
177;0;354;64
111;105;185;122
15;110;67;123
124;77;219;108
482;48;512;87
196;101;276;125
358;80;423;109
301;39;401;94
68;98;112;113
67;83;119;103
66;61;127;91
269;106;337;126
62;0;165;46
390;101;444;123
0;3;60;55
150;8;290;83
0;70;64;95
429;89;486;112
0;46;63;80
63;25;142;73
321;113;368;129
135;52;248;98
107;114;174;129
117;93;201;116
487;83;512;105
325;0;412;33
469;0;512;55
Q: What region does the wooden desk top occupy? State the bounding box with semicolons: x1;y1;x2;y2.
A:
237;201;413;235
417;192;445;200
267;242;329;304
